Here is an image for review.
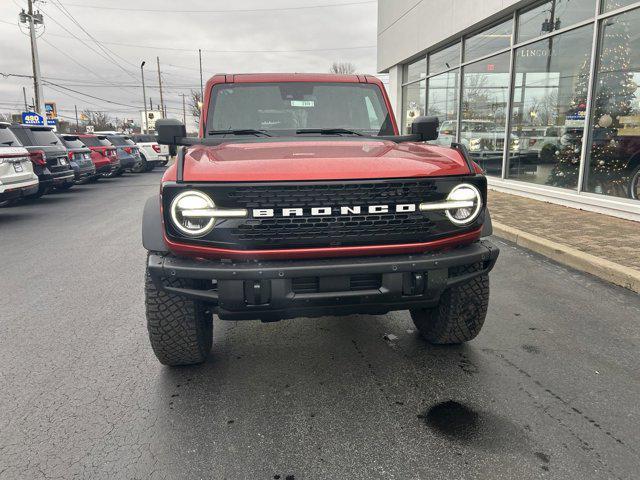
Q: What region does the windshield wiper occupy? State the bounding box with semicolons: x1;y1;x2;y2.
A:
295;128;364;137
208;129;272;137
1;141;14;146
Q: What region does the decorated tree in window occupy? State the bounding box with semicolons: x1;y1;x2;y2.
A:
548;6;637;193
545;55;590;189
585;7;636;195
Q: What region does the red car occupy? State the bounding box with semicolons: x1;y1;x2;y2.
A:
142;73;499;366
77;134;119;178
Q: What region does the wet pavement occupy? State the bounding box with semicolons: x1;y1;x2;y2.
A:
1;170;639;479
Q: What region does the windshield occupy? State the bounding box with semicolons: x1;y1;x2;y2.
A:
132;134;157;142
21;128;62;146
206;82;394;137
108;136;135;146
60;136;87;149
81;136;112;147
0;127;21;146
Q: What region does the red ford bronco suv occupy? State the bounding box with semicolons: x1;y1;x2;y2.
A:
142;73;499;366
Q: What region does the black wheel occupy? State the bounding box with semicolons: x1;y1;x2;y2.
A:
0;199;19;208
629;165;640;200
145;259;213;366
144;160;156;172
25;186;48;199
410;270;489;344
131;155;147;173
56;183;74;190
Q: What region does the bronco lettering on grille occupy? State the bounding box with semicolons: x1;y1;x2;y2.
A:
252;204;418;218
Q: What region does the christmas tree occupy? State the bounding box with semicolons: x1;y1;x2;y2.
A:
546;56;590;189
585;4;636;195
547;4;637;194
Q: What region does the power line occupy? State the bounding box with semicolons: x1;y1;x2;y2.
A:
38;7;138;81
55;1;376;14
48;0;139;79
40;31;376;53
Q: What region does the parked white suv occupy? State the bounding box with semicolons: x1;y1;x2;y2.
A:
0;123;39;206
131;134;169;172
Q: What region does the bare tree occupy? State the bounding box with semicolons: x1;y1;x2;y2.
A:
81;110;115;131
0;113;13;123
188;89;202;127
329;62;356;74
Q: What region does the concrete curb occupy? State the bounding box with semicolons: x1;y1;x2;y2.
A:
492;222;640;294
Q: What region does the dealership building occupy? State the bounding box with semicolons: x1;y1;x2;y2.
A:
378;0;640;221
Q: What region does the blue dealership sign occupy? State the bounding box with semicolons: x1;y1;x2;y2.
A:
22;111;45;126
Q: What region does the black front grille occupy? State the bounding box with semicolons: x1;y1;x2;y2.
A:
228;181;438;247
162;176;486;251
226;181;438;208
235;212;435;244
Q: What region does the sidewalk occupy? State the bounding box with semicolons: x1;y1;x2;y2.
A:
488;190;640;293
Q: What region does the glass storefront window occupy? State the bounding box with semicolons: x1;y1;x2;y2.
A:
428;43;460;75
602;0;637;12
464;18;513;62
585;8;640;201
403;57;427;84
517;0;594;43
508;25;594;188
401;80;426;134
427;71;459;146
461;52;511;176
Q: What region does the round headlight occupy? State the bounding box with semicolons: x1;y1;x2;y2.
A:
445;184;483;226
170;190;216;237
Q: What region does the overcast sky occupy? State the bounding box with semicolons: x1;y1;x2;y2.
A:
0;0;381;129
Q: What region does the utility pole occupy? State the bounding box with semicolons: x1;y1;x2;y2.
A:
198;49;204;103
74;104;79;133
157;57;165;118
23;87;28;111
20;0;44;114
180;93;187;125
140;61;148;134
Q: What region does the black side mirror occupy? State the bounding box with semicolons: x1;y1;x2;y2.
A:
411;116;439;141
156;119;187;146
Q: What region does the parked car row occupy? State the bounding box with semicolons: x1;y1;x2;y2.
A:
0;123;169;205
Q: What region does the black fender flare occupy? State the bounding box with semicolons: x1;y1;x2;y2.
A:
142;194;169;253
481;208;493;238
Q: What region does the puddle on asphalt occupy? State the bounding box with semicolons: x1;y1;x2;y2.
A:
420;400;530;453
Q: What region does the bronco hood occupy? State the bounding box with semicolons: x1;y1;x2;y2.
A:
178;139;474;182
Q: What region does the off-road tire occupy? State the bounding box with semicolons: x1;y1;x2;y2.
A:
410;273;489;344
144;160;156;172
145;262;213;366
131;154;147;173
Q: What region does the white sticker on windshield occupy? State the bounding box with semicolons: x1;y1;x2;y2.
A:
291;100;315;107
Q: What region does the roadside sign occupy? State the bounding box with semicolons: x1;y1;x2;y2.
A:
140;110;163;132
44;102;58;119
86;125;95;133
47;119;56;126
21;112;45;126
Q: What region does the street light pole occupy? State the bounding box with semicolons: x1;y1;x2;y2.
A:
157;57;166;118
141;61;149;134
181;93;187;126
199;49;204;103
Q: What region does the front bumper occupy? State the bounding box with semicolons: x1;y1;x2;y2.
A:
148;240;499;320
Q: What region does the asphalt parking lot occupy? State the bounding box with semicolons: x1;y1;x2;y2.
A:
1;170;639;480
